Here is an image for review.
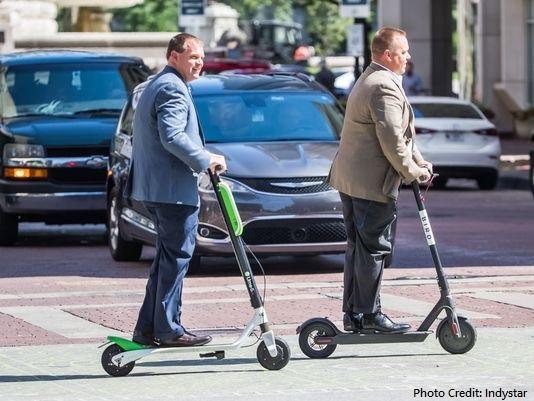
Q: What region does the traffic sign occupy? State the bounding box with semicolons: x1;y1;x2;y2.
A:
346;24;364;56
340;0;371;19
180;0;206;27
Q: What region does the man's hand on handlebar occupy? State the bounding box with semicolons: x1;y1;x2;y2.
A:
209;153;227;174
417;160;433;183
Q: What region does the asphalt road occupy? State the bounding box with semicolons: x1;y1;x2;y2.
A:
2;182;533;279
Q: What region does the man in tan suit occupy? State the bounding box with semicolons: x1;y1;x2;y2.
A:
329;27;432;333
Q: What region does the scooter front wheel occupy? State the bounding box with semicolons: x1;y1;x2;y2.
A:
101;344;135;377
437;317;477;354
256;337;291;370
298;321;337;359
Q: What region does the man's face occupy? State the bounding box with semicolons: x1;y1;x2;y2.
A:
384;35;411;75
170;39;204;82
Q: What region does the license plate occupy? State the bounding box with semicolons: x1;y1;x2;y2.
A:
445;132;464;142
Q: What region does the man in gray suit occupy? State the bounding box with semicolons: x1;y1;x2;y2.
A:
329;27;432;334
130;33;226;347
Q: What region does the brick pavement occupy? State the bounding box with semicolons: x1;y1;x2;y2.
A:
0;266;533;401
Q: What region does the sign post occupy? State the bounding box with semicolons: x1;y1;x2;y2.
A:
340;0;371;81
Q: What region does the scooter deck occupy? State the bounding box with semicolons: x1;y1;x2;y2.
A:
315;331;433;345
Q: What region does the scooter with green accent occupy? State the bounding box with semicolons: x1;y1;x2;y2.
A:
100;168;290;376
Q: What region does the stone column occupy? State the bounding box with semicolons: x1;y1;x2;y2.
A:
0;0;58;38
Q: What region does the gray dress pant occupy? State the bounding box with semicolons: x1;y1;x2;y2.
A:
340;192;397;314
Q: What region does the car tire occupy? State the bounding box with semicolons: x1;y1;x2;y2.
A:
432;176;448;189
529;151;534;198
108;188;143;261
187;255;202;275
0;209;18;246
476;172;498;190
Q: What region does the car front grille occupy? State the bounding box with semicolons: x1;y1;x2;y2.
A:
232;176;333;194
242;218;346;245
48;168;107;184
46;146;109;157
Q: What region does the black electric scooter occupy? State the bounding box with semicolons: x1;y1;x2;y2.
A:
101;169;290;376
297;179;477;358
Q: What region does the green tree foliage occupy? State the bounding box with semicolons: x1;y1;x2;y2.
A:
296;0;352;56
111;0;352;54
219;0;351;55
112;0;178;32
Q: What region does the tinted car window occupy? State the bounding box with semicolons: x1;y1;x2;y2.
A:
195;92;342;143
120;102;134;136
411;103;483;119
1;63;138;118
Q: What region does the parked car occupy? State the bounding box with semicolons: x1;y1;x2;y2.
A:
0;50;150;245
202;58;272;75
409;96;502;189
107;73;347;270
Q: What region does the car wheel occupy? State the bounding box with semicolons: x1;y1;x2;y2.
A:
476;172;498;190
529;151;534;198
187;255;201;275
432;176;448;189
108;188;143;261
0;209;18;246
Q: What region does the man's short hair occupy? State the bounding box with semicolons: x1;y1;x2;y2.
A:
166;33;203;59
371;27;406;56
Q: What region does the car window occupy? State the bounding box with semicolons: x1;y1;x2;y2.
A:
195;92;342;143
1;62;146;118
120;102;134;136
411;103;483;119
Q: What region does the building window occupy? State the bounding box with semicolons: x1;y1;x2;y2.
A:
528;0;534;105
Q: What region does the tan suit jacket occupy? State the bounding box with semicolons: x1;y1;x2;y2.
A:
329;62;426;203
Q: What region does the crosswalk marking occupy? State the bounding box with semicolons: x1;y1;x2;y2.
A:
469;292;534;309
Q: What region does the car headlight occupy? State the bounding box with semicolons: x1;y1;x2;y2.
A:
198;173;250;194
3;144;45;160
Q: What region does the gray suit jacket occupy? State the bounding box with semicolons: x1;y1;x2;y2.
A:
329;62;426;203
130;65;211;206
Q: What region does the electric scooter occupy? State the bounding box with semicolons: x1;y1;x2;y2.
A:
296;178;477;358
101;169;291;376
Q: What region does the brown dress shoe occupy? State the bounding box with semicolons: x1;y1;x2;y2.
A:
159;332;212;347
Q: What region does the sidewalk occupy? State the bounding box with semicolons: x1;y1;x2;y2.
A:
0;266;533;400
0;328;532;401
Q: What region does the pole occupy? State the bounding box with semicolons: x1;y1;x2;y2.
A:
353;17;370;82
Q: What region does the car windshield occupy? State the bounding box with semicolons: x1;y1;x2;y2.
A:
0;63;129;118
195;92;342;143
411;103;483;119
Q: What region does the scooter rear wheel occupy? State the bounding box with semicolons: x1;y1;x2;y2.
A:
256;337;291;370
438;318;477;354
101;344;135;377
298;321;337;359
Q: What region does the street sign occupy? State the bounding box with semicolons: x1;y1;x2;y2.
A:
180;0;206;27
340;0;371;19
346;24;364;56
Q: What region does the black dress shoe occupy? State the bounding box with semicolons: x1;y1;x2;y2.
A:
132;331;157;347
343;312;363;332
361;312;410;334
159;332;212;347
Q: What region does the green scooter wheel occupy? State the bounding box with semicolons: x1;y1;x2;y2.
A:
101;344;135;377
257;337;291;370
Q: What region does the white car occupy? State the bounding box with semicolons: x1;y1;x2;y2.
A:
409;96;501;190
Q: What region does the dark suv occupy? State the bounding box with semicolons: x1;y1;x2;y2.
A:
0;51;150;245
108;73;347;271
